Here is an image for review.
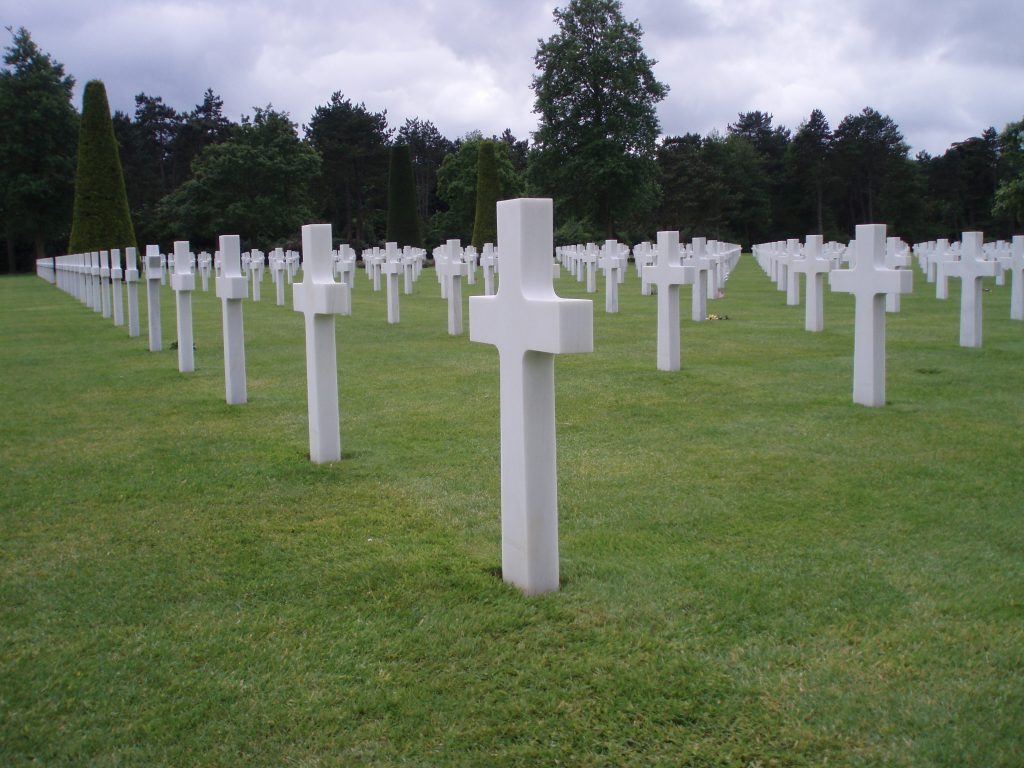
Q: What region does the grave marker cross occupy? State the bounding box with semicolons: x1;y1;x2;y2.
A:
1008;235;1024;321
216;234;249;404
171;240;196;372
946;231;997;348
469;198;593;595
829;224;912;407
790;235;830;332
293;224;349;463
642;231;696;371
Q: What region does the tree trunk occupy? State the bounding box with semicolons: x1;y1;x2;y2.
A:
6;234;16;274
816;182;824;236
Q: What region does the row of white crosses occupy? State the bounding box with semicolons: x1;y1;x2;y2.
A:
754;226;914;406
914;234;1024;332
43;250;141;337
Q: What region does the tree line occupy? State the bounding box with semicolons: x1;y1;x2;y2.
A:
2;3;1023;273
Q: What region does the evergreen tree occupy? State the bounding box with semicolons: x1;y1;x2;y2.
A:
788;109;834;237
0;27;78;270
396;117;454;225
156;106;319;248
436;133;522;243
386;144;423;247
68;80;136;253
472;140;501;249
305;93;391;250
529;0;667;236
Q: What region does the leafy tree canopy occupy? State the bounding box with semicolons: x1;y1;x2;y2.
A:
529;0;667;237
157;106;320;248
0;26;78;266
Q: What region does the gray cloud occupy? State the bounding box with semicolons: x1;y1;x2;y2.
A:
5;0;1022;153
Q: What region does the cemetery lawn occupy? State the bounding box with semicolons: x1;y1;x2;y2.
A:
1;259;1022;768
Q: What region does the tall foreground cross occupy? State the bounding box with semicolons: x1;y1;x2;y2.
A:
469;198;593;595
829;224;912;407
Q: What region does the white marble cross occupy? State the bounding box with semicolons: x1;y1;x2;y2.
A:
600;239;620;313
293;223;349;463
109;249;124;326
1007;235;1024;321
790;235;831;332
783;239;801;306
99;250;112;318
481;243;497;296
689;237;713;321
216;234;249;404
643;231;696;371
884;237;910;313
124;247;140;337
171;240;196;373
469;198;593;595
829;224;912;407
440;239;467;335
145;245;163;352
945;231;997;348
382;242;402;324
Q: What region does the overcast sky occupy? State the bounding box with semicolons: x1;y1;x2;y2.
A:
6;0;1023;156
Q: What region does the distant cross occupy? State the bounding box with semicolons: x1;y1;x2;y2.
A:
829;224;912;407
99;250;112;318
293;223;350;463
1007;235;1024;321
109;249;124;327
884;237;910;313
642;231;696;371
124;247;140;337
216;234;249;405
145;245;163;352
600;239;620;313
790;235;831;332
783;239;801;306
945;231;997;348
469;198;593;595
439;239;467;334
689;237;713;321
382;242;402;324
171;240;196;373
481;243;497;296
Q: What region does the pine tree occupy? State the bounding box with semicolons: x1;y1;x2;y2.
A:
472;140;500;249
69;80;136;252
386;144;423;248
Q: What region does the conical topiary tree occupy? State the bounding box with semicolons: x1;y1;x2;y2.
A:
68;79;136;253
386;144;422;248
471;140;500;250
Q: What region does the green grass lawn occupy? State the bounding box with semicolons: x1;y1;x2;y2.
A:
2;256;1021;767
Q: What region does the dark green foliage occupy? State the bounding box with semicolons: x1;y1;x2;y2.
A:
396;118;455;227
386;144;423;248
994;118;1024;229
787;109;835;237
0;27;78;270
436;134;522;243
68;80;136;253
471;141;500;249
305;93;391;250
156;107;319;248
529;0;667;237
